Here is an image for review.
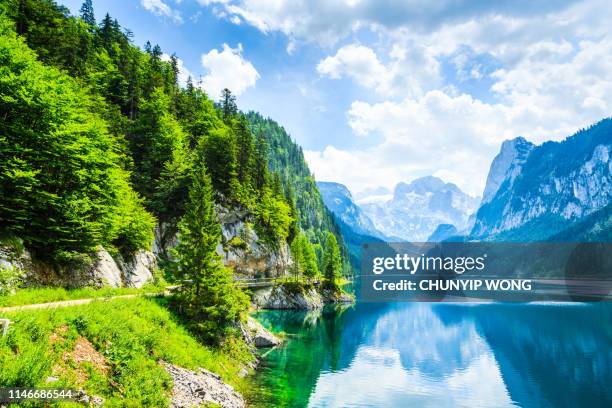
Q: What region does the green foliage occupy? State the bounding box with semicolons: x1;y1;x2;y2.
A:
0;283;168;307
129;88;188;206
201;127;239;200
0;17;154;259
172;165;249;342
254;192;294;246
79;0;95;27
0;297;254;405
246;112;349;269
290;233;319;281
0;265;23;295
322;232;342;285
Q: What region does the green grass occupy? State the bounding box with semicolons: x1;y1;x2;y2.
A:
0;284;169;308
0;297;255;407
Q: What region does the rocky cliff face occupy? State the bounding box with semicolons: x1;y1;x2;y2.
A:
360;176;480;241
0;244;157;289
472;119;612;240
153;204;292;279
217;206;292;278
481;137;535;204
251;283;353;310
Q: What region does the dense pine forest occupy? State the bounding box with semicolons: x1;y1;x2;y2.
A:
0;0;349;338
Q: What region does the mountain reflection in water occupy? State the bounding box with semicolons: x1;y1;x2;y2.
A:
249;302;612;408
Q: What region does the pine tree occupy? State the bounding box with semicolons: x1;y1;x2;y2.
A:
234;117;254;189
221;88;237;122
302;237;320;281
201;128;238;199
253;129;269;190
173;165;248;341
99;13;113;47
284;182;299;242
271;172;283;197
290;236;304;281
79;0;95;27
323;232;342;286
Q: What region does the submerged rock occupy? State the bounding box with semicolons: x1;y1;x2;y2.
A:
162;361;245;408
242;316;281;348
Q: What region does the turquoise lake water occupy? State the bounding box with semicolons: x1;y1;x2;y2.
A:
250;302;612;407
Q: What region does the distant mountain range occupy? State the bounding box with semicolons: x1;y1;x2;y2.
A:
357;176;480;242
318;118;611;247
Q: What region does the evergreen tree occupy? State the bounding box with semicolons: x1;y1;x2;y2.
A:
201;128;238;199
271;172;283;197
173;165;248;341
253;129;269;190
0;19;153;259
234;117;254;189
323;232;342;286
99;13;113;47
79;0;95;27
284;182;299;242
129;88;187;205
221;88;237;122
302;237;320;281
290;236;304;281
290;233;319;282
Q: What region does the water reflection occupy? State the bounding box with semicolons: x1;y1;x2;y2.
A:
251;303;612;408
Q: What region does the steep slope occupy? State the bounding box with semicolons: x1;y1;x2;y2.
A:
316;182;386;271
471;119;612;240
481;137;535;204
246;113;350;270
360;176;480;242
317;182;385;239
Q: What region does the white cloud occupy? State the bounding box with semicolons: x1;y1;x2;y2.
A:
307;91;513;196
200;44;260;99
317;43;440;98
197;0;612;197
307;35;612;196
196;0;586;48
141;0;183;24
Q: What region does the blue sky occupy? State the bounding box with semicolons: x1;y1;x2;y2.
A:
60;0;612;197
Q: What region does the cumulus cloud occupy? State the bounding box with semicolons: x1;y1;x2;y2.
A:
141;0;183;24
196;0;580;47
307;34;612;197
317;43;440;98
197;0;612;197
200;44;260;99
307;91;513;196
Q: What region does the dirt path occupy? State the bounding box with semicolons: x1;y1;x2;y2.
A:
0;291;171;314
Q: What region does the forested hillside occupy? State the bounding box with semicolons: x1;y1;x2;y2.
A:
0;0;347;274
246;112;350;272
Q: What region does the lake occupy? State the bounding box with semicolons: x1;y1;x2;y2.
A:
248;302;612;407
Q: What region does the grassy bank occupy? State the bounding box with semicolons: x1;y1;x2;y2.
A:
0;296;254;407
0;285;171;308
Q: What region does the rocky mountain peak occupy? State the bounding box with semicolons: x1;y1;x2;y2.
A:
481;136;535;204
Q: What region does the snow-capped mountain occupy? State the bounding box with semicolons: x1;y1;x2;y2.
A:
358;176;480;242
471;119;612;240
317;181;386;239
